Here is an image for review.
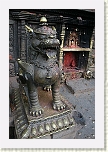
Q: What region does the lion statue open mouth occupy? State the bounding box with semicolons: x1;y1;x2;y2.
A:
17;17;66;117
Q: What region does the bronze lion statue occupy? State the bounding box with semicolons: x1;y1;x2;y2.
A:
17;17;66;117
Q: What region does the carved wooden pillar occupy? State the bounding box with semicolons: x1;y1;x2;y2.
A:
87;27;95;78
90;27;95;49
59;24;65;70
9;20;17;76
20;20;26;61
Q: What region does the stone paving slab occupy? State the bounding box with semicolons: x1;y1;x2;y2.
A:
60;78;95;139
66;78;95;95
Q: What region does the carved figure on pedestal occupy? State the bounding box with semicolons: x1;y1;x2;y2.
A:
17;17;66;117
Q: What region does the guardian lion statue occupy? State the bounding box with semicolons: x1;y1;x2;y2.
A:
17;17;66;117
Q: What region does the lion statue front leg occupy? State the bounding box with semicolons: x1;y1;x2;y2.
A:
52;80;65;110
25;73;43;117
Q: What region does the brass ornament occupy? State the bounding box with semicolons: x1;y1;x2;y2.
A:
51;122;57;130
31;127;37;135
63;117;69;126
38;125;44;134
57;119;63;128
40;16;47;23
45;123;51;131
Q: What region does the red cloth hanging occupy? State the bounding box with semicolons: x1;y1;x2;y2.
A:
64;52;76;68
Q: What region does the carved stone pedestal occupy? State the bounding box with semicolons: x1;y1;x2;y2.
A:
13;85;80;139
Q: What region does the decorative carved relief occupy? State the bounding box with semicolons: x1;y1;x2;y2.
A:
26;23;38;62
9;63;15;77
20;20;26;61
9;23;15;76
65;31;79;48
9;24;14;59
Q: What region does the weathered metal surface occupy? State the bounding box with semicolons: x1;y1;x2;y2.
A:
13;86;76;139
17;17;66;117
12;78;95;139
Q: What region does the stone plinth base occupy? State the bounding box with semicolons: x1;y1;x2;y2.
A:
13;84;80;139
